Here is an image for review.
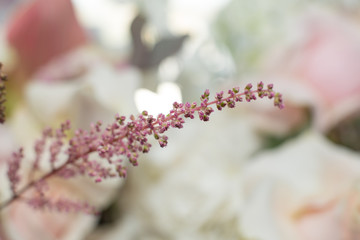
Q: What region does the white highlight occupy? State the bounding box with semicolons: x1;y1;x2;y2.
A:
135;82;182;116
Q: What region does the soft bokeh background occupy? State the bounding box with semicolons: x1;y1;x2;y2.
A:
1;0;360;239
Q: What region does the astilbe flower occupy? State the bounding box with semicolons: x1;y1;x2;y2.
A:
0;82;283;214
0;63;7;124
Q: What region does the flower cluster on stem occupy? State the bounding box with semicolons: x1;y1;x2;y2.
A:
1;82;283;214
0;63;7;124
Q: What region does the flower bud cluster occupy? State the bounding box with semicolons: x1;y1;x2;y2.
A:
68;81;283;183
256;82;284;109
1;82;283;213
7;148;23;196
215;82;284;111
27;197;97;214
0;63;7;123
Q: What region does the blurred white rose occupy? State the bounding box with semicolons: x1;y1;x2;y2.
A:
25;48;140;128
239;131;360;240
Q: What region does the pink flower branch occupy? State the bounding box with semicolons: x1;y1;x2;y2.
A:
0;82;283;214
0;63;7;124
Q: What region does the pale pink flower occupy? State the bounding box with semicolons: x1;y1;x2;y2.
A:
240;131;360;240
2;178;97;240
266;9;360;131
6;0;87;75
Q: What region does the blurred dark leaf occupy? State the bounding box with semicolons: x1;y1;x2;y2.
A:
262;126;306;150
130;13;188;70
151;35;189;67
130;14;151;69
261;108;311;149
327;112;360;152
96;201;120;227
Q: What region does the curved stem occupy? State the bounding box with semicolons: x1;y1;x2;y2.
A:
0;87;282;211
0;162;69;211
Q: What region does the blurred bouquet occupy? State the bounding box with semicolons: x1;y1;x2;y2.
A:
0;0;360;240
